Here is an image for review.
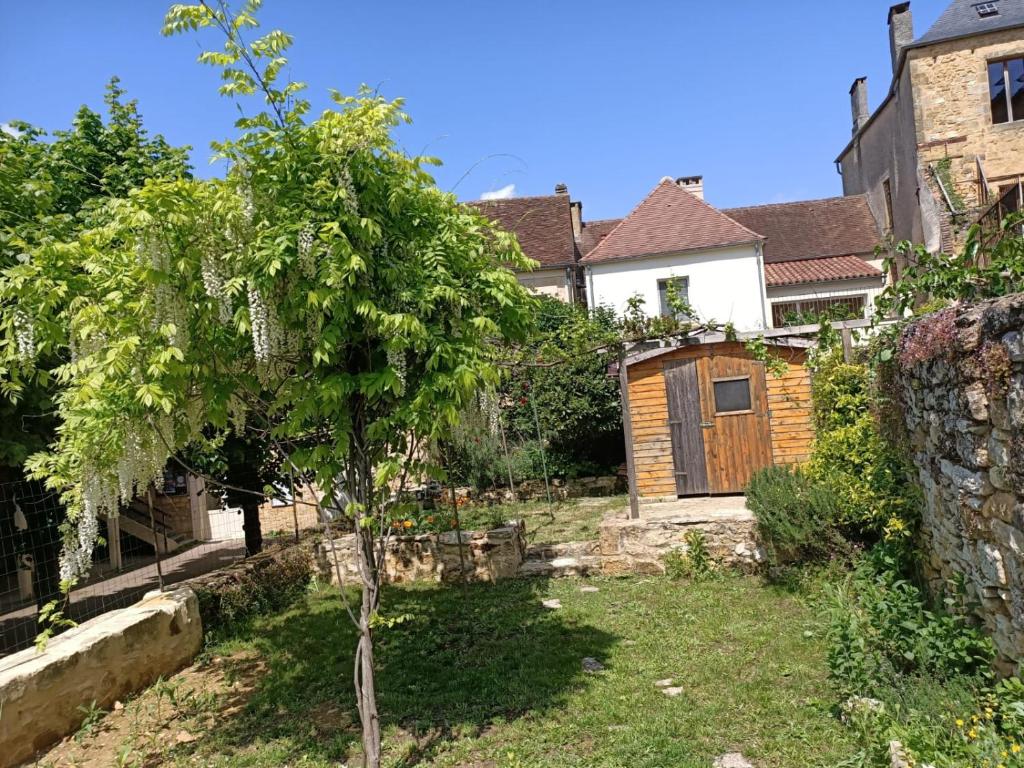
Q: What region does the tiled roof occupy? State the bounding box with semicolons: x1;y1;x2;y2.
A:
764;255;882;287
724;195;882;265
916;0;1024;46
579;218;622;257
580;179;762;265
469;194;578;268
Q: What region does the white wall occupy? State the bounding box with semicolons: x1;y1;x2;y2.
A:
585;244;767;331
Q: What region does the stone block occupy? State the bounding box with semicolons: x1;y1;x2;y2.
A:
0;587;202;767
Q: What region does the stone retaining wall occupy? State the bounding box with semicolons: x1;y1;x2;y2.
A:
896;294;1024;672
597;501;762;575
0;587;202;768
313;523;527;586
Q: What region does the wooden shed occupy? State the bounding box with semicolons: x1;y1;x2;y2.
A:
619;339;814;514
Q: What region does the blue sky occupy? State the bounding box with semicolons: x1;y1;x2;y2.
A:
1;1;952;220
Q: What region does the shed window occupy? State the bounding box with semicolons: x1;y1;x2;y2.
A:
657;276;690;318
713;377;752;414
989;57;1024;124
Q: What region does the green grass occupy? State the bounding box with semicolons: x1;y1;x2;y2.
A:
113;573;856;767
457;495;627;546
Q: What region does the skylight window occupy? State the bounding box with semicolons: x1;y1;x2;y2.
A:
975;2;1000;18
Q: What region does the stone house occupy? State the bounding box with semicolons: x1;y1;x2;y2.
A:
837;0;1024;259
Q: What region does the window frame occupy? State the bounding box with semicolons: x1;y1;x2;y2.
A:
711;375;754;416
770;295;868;328
657;275;690;319
988;56;1024;125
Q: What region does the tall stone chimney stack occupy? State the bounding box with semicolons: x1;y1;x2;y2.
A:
850;77;869;134
676;175;704;200
888;3;913;74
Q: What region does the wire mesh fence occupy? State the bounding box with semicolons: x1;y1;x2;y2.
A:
0;467;329;658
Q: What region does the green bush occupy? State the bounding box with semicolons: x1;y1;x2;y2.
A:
824;546;995;698
663;530;717;581
745;465;850;567
194;546;313;636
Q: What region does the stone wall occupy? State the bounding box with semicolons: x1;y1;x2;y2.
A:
597;499;762;576
909;28;1024;221
0;587;202;768
896;295;1024;672
313;523;527;586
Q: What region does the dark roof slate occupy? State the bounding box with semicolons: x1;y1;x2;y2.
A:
469;194;579;268
724;195;882;265
916;0;1024;46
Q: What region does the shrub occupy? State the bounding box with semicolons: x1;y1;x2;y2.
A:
745;465;850;567
194;546;313;636
663;530;717;581
824;546;995;698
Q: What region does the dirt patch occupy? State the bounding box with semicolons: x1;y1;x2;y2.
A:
29;651;265;767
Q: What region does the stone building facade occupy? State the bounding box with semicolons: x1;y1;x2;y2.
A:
838;1;1024;258
896;294;1024;673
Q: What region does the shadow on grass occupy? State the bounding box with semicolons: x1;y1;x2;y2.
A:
198;577;618;765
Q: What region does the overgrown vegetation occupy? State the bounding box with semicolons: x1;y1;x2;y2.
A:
193;546;313;636
748;221;1024;767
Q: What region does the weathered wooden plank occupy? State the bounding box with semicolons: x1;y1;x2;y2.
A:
664;358;708;496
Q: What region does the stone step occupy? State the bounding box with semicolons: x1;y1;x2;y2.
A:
518;554;603;578
525;540;600;561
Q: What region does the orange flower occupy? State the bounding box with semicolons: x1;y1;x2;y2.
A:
426;515;435;523
403;519;414;529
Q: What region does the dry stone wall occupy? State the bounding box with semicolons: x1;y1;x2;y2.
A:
896;294;1024;672
313;523;527;586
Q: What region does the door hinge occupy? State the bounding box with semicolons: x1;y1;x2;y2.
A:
700;421;714;428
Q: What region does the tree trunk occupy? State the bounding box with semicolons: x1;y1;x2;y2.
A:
355;530;381;768
242;500;262;556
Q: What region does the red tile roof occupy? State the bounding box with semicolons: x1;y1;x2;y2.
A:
764;255;882;287
580;179;763;264
724;195;881;264
469;194;578;268
579;218;621;257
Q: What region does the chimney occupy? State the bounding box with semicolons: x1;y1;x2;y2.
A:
850;77;869;134
888;3;913;74
676;175;704;200
554;183;568;195
569;200;583;239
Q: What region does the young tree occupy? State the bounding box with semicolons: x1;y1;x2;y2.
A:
6;3;535;764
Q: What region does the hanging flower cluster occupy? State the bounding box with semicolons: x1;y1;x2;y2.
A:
338;165;359;218
298;224;317;277
387;346;407;395
200;255;232;324
479;388;500;436
13;308;35;362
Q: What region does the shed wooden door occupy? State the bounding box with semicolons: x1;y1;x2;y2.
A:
664;359;709;495
697;352;773;494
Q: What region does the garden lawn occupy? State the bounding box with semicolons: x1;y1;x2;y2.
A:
37;573;857;768
457;495;627;546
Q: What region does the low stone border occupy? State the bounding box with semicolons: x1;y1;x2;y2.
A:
0;587;201;768
313;523;527;585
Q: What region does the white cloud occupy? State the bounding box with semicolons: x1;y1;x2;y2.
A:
480;183;516;200
1;123;21;137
